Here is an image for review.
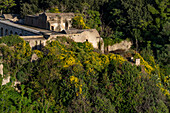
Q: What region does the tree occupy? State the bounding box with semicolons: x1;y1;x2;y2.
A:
72;15;90;29
49;7;60;13
0;0;16;14
86;10;101;31
20;0;40;17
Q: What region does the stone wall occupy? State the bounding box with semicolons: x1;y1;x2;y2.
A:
21;35;46;49
0;19;104;52
0;20;40;37
71;29;101;49
25;15;47;29
0;20;45;50
48;29;104;53
25;13;74;32
107;40;132;52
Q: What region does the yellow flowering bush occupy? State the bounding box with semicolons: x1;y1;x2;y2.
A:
134;53;169;97
86;67;96;76
46;40;65;56
83;52;104;72
24;42;32;57
109;53;126;64
70;76;78;83
83;41;94;52
72;15;90;29
134;53;154;74
69;76;82;96
1;34;168;112
63;56;76;68
49;7;60;13
100;54;110;67
56;54;82;68
157;82;170;97
33;50;43;58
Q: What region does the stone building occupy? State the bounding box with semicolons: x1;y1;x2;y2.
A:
49;29;104;52
25;13;74;32
0;13;106;52
2;14;19;22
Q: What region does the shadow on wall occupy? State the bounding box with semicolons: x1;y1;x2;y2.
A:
32;44;44;50
109;49;126;54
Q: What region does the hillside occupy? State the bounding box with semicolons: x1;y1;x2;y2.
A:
0;0;169;112
0;35;169;112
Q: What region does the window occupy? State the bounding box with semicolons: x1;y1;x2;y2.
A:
65;21;68;30
51;26;54;31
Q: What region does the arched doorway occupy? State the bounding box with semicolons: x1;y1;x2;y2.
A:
1;28;3;36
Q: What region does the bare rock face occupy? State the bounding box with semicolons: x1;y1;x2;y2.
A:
31;53;39;62
2;76;10;85
108;40;132;52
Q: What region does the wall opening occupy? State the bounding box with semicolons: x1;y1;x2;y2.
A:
35;41;38;49
40;40;42;49
65;21;69;30
10;31;13;35
0;28;3;36
51;26;54;31
98;41;101;50
86;39;88;42
5;29;8;36
15;32;18;35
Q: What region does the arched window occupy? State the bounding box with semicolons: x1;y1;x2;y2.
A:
5;29;8;36
20;34;22;36
15;32;18;35
10;31;13;35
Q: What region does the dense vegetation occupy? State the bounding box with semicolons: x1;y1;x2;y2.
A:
0;35;169;112
0;0;169;112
